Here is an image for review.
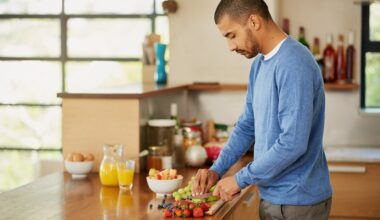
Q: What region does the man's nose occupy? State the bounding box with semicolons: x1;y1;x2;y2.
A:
228;41;237;52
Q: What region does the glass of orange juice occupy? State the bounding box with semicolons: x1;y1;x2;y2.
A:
117;159;135;191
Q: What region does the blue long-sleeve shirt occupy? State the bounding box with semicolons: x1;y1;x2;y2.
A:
210;36;332;205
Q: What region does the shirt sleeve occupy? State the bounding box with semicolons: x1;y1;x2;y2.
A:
210;73;256;177
235;63;315;189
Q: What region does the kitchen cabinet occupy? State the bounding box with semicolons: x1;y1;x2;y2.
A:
57;83;249;173
328;161;380;219
225;186;260;220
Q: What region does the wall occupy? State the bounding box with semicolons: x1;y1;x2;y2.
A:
168;0;380;147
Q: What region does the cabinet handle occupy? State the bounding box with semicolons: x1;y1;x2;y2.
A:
243;192;255;206
328;165;366;173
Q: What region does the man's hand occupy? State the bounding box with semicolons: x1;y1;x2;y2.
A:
213;176;241;202
192;169;219;196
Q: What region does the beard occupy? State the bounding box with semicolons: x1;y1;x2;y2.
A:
237;28;259;59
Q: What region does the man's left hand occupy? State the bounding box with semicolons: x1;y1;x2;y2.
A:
213;176;241;202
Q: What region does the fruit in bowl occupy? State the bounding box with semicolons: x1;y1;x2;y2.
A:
64;152;95;179
146;168;183;197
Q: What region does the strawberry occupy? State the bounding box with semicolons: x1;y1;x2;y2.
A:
162;208;172;218
188;202;195;210
193;207;204;218
200;202;210;211
174;208;183;217
183;209;192;217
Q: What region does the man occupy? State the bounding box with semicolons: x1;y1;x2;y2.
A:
192;0;333;219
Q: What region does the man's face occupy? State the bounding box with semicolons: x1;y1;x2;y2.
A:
217;14;259;59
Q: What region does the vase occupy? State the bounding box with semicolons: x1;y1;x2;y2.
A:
154;43;167;85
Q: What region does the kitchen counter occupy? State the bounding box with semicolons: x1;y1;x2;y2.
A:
57;83;247;99
0;155;257;220
325;146;380;163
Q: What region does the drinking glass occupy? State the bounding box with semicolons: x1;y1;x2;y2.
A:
117;159;135;191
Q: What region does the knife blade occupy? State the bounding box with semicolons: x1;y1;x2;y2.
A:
192;192;213;199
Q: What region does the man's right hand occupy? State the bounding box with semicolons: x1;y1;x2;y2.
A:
192;169;219;196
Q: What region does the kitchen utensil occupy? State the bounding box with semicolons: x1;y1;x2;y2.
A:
192;192;213;199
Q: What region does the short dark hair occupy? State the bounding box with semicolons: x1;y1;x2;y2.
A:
214;0;272;24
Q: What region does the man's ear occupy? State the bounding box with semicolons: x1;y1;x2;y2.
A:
248;15;260;31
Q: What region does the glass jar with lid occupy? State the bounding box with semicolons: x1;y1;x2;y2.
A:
147;146;172;171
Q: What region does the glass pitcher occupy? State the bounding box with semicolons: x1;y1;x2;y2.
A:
99;144;124;186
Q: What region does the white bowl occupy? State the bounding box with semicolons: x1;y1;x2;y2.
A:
64;160;94;179
146;176;183;198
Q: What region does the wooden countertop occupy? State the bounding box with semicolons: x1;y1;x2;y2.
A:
57;83;248;99
0;155;255;220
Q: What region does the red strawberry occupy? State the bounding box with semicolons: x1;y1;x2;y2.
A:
183;209;192;217
162;208;172;218
188;202;195;210
200;202;210;211
193;207;204;218
174;208;183;217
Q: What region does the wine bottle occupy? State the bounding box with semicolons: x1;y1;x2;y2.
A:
336;34;346;84
346;32;355;84
298;27;310;49
323;34;336;83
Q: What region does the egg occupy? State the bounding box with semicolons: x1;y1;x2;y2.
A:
72;153;84;162
84;153;95;161
66;153;74;162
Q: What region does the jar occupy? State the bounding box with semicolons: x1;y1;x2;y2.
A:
173;132;185;168
214;123;229;143
147;146;173;171
181;120;204;146
99;144;124;186
147;119;176;148
183;131;201;152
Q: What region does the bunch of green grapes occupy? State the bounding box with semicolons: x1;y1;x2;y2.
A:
172;176;195;201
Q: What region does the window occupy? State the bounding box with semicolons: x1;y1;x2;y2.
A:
361;3;380;110
0;0;168;191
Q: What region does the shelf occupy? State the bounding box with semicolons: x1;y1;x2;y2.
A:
324;83;359;91
188;83;247;91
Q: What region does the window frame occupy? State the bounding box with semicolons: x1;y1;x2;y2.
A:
360;3;380;111
0;0;165;151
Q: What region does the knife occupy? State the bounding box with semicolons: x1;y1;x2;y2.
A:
192;192;214;199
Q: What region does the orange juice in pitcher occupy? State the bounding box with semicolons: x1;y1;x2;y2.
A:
99;144;124;186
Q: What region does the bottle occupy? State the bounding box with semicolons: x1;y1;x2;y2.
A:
282;18;290;35
312;37;321;58
336;34;346;84
323;34;336;83
170;103;180;130
346;32;355;84
298;27;310;49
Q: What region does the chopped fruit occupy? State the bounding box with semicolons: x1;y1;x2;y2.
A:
174;208;183;217
200;202;211;212
148;168;157;177
193;207;204;218
147;168;182;180
163;209;172;218
169;169;177;177
188;202;195;210
183;209;192;217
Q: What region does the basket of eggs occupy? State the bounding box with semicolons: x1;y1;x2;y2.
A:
65;152;95;179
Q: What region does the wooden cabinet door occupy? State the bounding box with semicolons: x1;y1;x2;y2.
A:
328;162;380;219
232;187;260;220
